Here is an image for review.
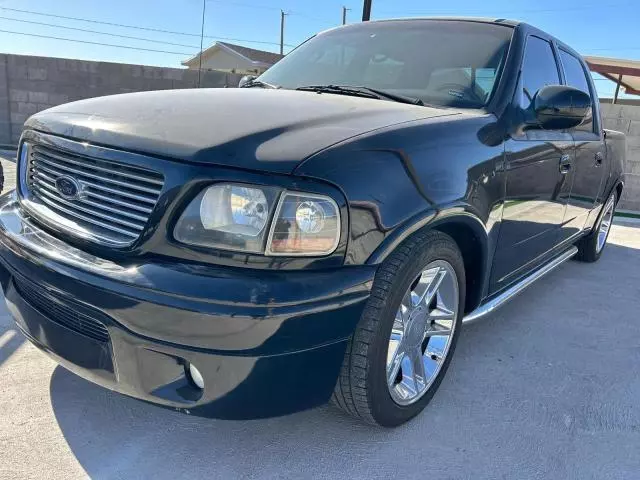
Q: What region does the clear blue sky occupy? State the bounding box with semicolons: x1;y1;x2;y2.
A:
1;0;638;98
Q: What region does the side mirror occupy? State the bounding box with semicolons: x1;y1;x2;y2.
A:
530;85;591;130
238;75;257;88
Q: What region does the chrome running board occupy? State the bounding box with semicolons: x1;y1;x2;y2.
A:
463;246;578;325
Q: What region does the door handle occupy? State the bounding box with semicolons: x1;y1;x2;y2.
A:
595;152;604;166
559;154;572;174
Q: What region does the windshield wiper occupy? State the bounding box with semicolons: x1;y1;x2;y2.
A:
240;79;280;89
296;85;423;106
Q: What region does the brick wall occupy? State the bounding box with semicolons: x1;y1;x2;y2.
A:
0;53;242;146
601;103;640;212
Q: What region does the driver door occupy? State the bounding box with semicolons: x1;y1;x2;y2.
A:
490;35;574;293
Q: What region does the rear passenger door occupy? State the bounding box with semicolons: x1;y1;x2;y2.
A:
491;36;574;293
557;48;607;241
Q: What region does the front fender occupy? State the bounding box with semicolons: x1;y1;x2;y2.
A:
295;114;505;268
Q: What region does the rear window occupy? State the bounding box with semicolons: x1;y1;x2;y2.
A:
559;49;595;133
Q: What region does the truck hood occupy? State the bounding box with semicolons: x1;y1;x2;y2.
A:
25;88;459;174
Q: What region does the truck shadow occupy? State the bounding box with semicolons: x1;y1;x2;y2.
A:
48;239;640;479
0;328;24;367
0;299;24;368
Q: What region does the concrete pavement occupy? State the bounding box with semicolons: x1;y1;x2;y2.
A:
0;224;639;479
1;157;16;193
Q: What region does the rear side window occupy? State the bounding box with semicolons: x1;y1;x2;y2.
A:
520;36;560;109
559;49;595;133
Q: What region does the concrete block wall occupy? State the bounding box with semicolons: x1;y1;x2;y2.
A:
0;53;242;146
0;54;11;145
601;103;640;212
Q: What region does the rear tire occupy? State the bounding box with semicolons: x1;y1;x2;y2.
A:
575;190;617;263
331;230;465;427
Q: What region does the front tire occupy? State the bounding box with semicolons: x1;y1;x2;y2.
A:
575;190;617;263
332;230;465;427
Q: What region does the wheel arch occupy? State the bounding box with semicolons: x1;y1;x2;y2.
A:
367;212;490;315
431;217;488;315
615;179;624;203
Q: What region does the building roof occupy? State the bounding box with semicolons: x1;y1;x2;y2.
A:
182;41;283;68
585;56;640;96
219;42;283;65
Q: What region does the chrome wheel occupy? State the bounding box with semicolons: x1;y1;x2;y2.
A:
386;260;459;406
596;195;615;253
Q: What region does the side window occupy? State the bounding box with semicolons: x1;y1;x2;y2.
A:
520;36;560;110
559;49;595;133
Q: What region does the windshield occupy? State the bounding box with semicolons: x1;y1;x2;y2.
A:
259;20;513;109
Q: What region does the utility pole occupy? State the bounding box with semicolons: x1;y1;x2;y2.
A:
362;0;372;21
280;10;287;55
197;0;206;88
342;6;351;25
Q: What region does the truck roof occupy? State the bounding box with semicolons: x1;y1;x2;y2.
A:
344;17;522;28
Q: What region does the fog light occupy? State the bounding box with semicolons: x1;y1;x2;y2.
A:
188;364;205;389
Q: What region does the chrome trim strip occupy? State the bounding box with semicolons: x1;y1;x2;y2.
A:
82;189;153;214
32;187;145;231
20;199;138;246
463;246;578;325
32;171;157;204
32;178;149;222
31;159;162;195
26;196;140;240
32;146;164;185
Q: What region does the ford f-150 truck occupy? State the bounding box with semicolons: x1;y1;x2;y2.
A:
0;18;625;426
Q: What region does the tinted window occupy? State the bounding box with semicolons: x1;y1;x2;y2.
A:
520;36;560;109
259;21;513;109
559;49;595;133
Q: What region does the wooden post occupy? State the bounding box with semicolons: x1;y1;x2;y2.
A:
613;74;622;104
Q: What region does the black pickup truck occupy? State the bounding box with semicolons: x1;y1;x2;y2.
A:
1;18;625;427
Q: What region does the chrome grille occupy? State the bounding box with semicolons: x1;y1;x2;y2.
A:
25;144;164;246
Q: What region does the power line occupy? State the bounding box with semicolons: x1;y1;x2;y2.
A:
0;15;199;48
207;0;280;11
0;6;203;37
0;6;294;46
206;0;341;24
0;29;195;55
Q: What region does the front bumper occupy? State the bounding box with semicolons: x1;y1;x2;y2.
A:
0;193;375;418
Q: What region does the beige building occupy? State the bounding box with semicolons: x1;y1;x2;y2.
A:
182;42;283;75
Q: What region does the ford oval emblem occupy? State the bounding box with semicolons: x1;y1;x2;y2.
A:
55;175;82;200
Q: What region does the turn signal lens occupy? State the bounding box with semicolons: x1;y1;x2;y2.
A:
266;192;340;256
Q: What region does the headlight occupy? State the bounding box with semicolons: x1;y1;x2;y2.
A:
266;192;340;256
174;184;341;256
174;183;280;253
